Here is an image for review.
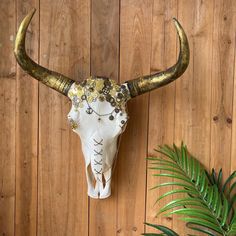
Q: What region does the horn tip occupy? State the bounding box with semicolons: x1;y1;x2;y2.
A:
172;17;180;26
29;8;37;16
18;8;36;29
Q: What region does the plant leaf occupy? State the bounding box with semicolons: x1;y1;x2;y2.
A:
222;171;236;193
149;144;233;235
143;223;179;236
154;189;199;205
150;182;197;193
167;208;218;225
181;218;222;234
186;222;218;236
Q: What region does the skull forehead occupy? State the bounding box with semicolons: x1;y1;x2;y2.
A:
67;77;130;138
68;76;130;102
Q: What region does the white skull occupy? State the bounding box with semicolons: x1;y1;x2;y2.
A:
67;77;130;198
15;9;190;199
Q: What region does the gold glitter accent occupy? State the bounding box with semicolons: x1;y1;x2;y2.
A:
68;118;79;130
68;77;130;114
126;18;189;97
14;9;74;96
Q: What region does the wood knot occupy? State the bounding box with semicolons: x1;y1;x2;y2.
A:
226;117;232;124
132;226;137;231
23;160;27;167
213;116;219;121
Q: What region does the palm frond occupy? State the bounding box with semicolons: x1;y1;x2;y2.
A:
228;213;236;235
186;222;219;236
148;143;232;235
208;168;236;197
207;168;236;229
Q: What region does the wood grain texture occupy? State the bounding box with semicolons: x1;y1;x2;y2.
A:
89;1;119;236
1;1;236;235
0;1;16;235
146;0;177;233
117;0;152;235
231;5;236;178
38;1;90;235
15;1;39;235
173;0;214;234
210;0;236;177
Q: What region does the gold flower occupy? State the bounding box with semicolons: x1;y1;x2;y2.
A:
68;119;79;130
95;80;105;92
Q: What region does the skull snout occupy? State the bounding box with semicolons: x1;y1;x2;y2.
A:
83;133;118;199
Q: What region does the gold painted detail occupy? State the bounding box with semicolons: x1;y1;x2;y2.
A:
14;8;74;96
68;117;79;130
126;18;190;97
68;77;130;113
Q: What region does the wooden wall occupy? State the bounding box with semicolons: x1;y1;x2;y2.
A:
0;0;236;235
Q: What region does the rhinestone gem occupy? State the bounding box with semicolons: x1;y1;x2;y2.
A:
109;97;115;103
117;93;123;98
109;115;114;120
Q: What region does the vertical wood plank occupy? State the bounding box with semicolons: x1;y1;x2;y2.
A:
211;0;236;177
174;0;214;234
231;7;236;179
0;1;16;235
146;0;177;232
117;0;152;235
15;2;39;235
38;1;90;235
89;0;120;235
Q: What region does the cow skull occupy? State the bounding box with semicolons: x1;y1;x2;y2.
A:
67;78;130;198
14;9;189;199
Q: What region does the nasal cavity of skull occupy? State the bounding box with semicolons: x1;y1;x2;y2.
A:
87;164;97;189
87;163;107;196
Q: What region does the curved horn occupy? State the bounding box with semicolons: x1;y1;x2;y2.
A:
14;8;74;96
125;18;190;97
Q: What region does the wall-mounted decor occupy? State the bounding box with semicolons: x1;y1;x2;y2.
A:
14;8;189;199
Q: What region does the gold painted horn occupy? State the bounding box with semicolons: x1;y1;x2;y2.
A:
14;8;74;96
125;18;190;97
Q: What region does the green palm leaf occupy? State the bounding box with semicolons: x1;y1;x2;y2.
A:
186;222;219;236
148;143;234;235
208;168;236;198
142;223;179;236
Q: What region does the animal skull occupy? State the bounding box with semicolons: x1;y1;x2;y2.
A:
14;9;190;199
67;78;130;198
